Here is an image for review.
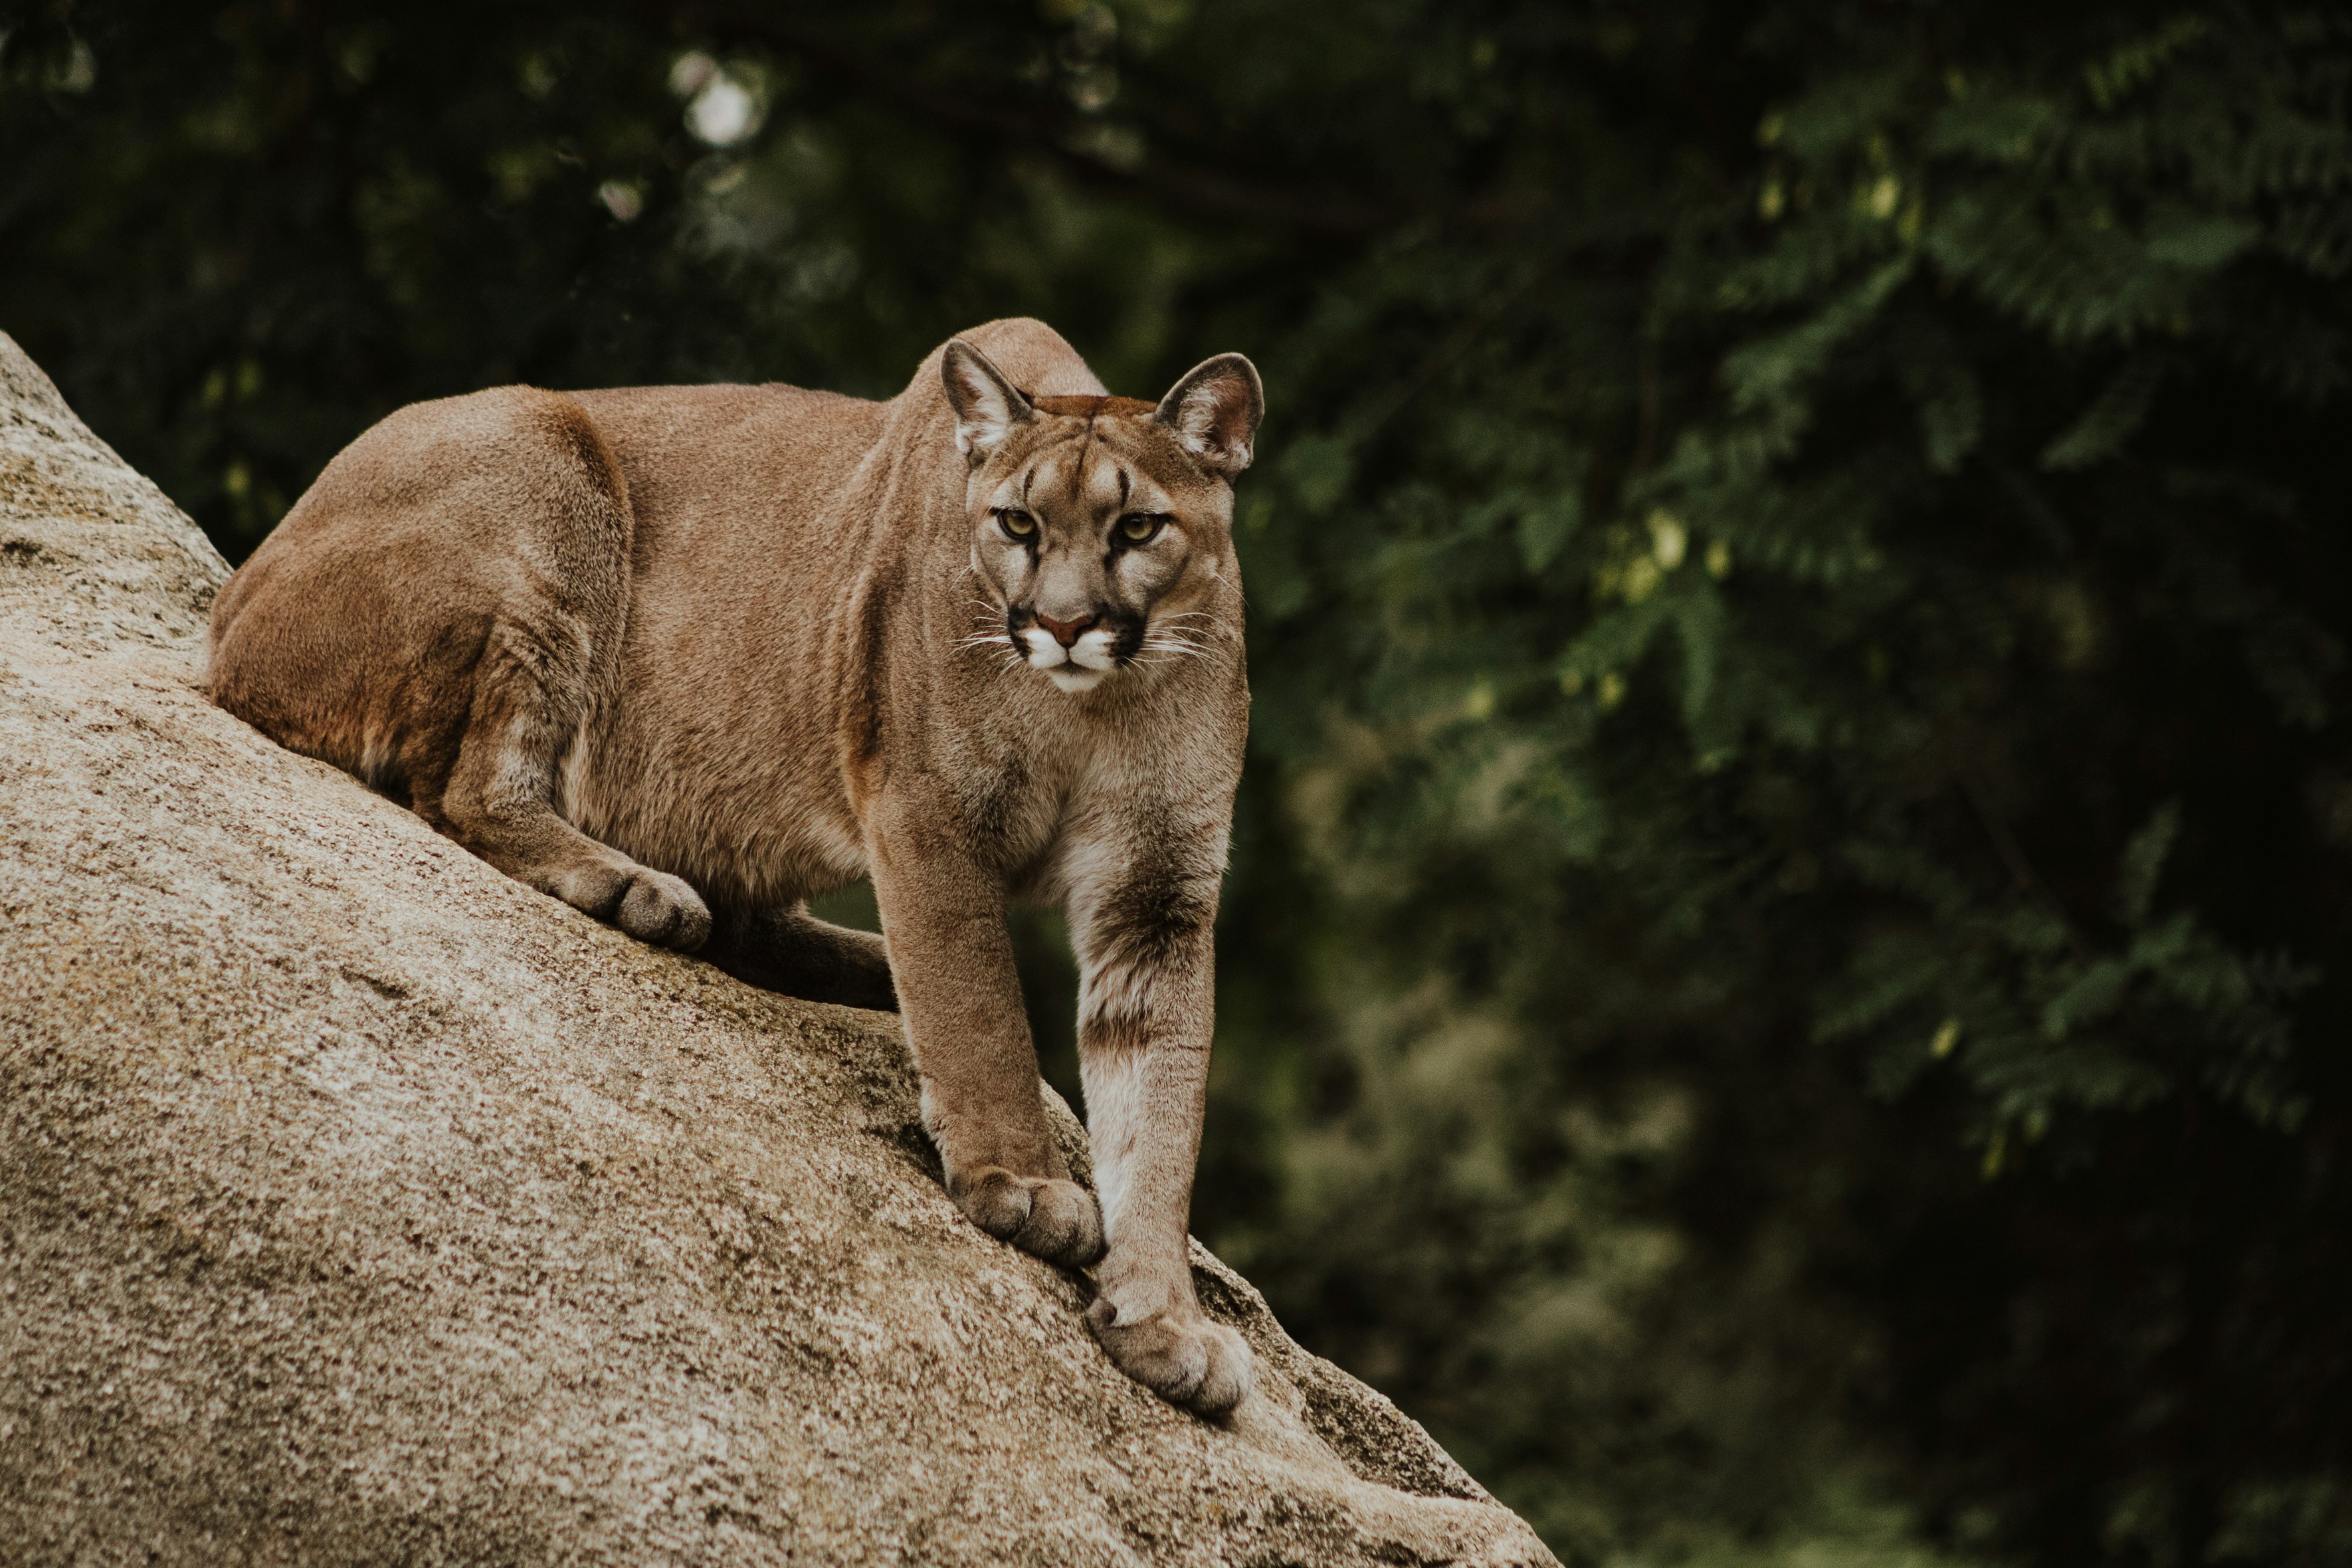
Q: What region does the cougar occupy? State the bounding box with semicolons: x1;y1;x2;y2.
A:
206;318;1263;1416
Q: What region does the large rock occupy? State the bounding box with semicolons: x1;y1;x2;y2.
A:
0;335;1555;1567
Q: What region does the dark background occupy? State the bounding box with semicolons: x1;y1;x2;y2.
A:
5;3;2350;1563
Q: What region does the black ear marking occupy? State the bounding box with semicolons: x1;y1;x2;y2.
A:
1153;353;1264;477
941;340;1037;466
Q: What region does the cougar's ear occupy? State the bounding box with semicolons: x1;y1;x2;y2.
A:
941;339;1035;466
1154;353;1264;478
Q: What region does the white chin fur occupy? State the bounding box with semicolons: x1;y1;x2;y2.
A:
1023;623;1120;692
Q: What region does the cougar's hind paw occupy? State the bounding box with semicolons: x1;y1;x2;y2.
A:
1086;1300;1253;1418
950;1169;1106;1268
1014;1177;1106;1267
615;868;712;951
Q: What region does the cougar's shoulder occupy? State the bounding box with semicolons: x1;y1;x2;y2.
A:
566;382;887;544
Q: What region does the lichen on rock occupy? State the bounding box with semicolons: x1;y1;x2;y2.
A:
0;333;1554;1567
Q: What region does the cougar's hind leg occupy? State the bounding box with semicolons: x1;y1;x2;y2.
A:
427;397;712;953
704;904;898;1010
433;619;710;952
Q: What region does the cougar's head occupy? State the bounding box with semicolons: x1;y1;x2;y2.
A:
943;338;1261;694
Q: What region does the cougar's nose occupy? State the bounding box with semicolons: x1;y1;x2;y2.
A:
1034;610;1096;648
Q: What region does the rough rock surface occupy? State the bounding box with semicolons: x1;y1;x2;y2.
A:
0;334;1556;1567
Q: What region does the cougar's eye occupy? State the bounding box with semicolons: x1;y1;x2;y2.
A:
995;508;1037;539
1117;512;1167;544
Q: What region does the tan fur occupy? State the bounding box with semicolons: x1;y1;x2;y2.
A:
207;319;1263;1415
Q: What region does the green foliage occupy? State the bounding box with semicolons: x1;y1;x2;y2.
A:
7;4;2351;1566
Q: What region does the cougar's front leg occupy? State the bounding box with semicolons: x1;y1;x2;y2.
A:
866;808;1104;1269
1069;837;1251;1418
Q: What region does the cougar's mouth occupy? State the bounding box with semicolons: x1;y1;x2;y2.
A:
1013;611;1132;693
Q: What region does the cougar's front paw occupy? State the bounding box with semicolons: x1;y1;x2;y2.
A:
949;1167;1106;1268
615;868;712;952
1086;1299;1253;1418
